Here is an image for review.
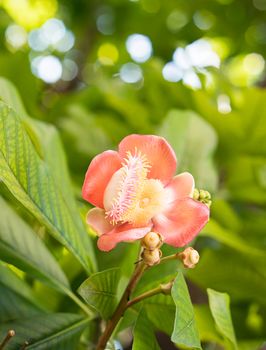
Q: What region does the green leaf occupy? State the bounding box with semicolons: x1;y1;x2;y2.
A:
188;249;266;305
0;102;94;273
194;305;223;345
145;294;175;336
200;219;265;257
0;77;28;119
0;197;69;291
0;313;89;350
78;268;121;319
207;289;238;349
132;308;160;350
171;272;201;349
0;264;43;322
158;109;218;192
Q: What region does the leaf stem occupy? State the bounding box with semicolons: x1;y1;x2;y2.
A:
96;261;147;350
64;288;94;319
126;281;173;309
160;253;180;264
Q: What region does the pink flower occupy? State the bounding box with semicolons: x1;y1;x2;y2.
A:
82;134;209;251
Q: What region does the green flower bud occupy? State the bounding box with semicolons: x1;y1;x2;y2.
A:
193;188;212;208
193;188;200;200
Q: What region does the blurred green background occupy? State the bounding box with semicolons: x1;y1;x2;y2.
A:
0;0;266;349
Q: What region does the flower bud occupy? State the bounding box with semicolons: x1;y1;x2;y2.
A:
193;188;200;200
193;188;212;208
179;247;200;269
142;248;162;266
141;232;162;250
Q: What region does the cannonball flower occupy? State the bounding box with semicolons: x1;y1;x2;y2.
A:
82;134;209;251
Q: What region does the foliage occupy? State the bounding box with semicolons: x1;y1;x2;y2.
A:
0;0;266;349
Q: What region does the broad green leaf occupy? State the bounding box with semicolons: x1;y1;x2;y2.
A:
0;77;43;157
171;272;201;349
0;264;43;322
226;155;266;205
200;219;265;257
59;104;112;157
132;308;160;350
193;88;266;157
159;109;218;192
0;77;28;119
78;268;121;319
188;249;266;305
0;313;89;350
145;294;175;336
207;289;238;349
210;199;241;233
0;78;96;270
0;102;94;273
0;197;69;291
194;305;223;345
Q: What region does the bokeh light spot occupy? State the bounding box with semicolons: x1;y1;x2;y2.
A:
56;30;75;52
98;43;119;66
183;70;202;89
166;10;188;33
5;24;27;50
42;18;65;45
186;39;220;68
193;10;215;31
243;53;265;75
225;54;265;87
162;62;183;82
217;94;232;114
141;0;161;14
96;12;115;35
35;55;62;83
253;0;266;11
28;29;49;51
120;63;143;83
126;34;153;63
173;48;191;70
1;0;58;30
62;59;78;81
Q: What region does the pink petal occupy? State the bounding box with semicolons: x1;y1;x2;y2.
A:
86;208;113;236
152;198;209;247
118;134;177;185
82;150;122;208
97;223;152;251
164;172;195;205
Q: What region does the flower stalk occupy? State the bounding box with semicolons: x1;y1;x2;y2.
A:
96;261;147;350
126;280;174;309
0;330;15;350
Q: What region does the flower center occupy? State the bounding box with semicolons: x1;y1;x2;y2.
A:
104;150;150;224
104;150;167;226
124;179;167;226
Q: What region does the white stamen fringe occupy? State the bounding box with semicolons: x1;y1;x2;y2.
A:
106;149;150;224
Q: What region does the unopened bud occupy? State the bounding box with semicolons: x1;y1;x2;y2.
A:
193;188;200;200
141;232;162;250
193;188;212;208
142;248;162;266
179;247;200;269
